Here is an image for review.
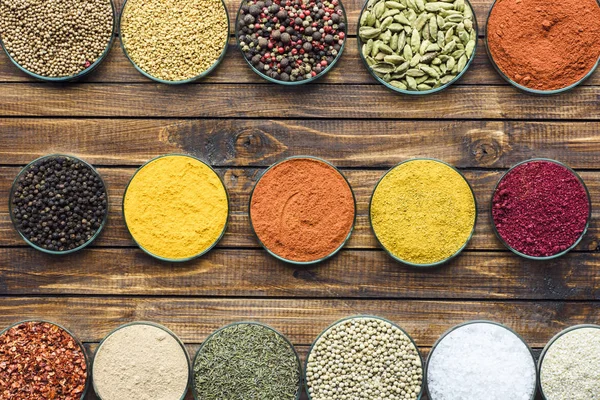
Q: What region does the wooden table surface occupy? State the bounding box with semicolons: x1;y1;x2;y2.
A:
0;0;599;398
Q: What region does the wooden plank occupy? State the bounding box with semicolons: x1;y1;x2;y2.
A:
0;297;593;346
1;119;600;169
2;167;599;251
1;84;599;119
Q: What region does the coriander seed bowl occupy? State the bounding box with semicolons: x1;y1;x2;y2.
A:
9;154;109;255
235;0;348;85
357;0;479;95
0;0;116;82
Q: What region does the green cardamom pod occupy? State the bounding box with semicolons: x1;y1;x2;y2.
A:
420;52;438;64
459;31;469;44
390;33;399;50
416;75;429;84
415;0;425;12
437;31;445;48
374;1;386;18
420;64;440;78
419;39;431;55
440;64;447;74
390;80;408;90
464;19;473;32
372;62;396;74
403;43;413;59
429;15;438;37
381;9;400;20
406;75;418;89
422;23;430;41
406;8;417;22
361;10;372;27
446;14;464;23
380;16;394;30
375;52;386;61
417;83;432;91
372;40;381;57
394;13;411;25
440;74;456;84
409;53;421;67
432;57;443;65
457;54;468;72
443;40;456;54
398;31;407;49
410;28;421;52
465;40;475;58
406;68;426;77
360;26;382;40
379;43;394;54
385;1;407;9
446;56;456;70
395;61;410;72
366;56;377;66
454;0;465;12
384;54;405;64
389;23;405;32
407;0;417;11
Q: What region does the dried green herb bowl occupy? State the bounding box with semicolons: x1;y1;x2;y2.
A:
9;154;109;255
357;0;479;95
0;0;116;82
192;321;303;400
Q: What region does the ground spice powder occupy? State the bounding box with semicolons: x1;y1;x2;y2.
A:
492;160;589;257
370;160;476;265
250;158;355;262
123;155;228;260
487;0;600;91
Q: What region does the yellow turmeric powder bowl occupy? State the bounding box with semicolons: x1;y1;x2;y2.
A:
123;154;229;262
370;159;477;267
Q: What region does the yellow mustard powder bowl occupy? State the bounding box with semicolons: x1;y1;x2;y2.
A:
123;154;229;261
370;159;477;266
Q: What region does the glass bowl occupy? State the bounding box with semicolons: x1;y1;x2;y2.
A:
305;315;425;400
249;156;356;265
0;319;91;400
192;321;302;400
235;0;348;85
92;321;191;400
357;0;479;95
369;158;477;267
122;153;229;262
485;0;600;95
490;158;591;260
425;320;537;400
538;324;600;400
119;0;230;84
8;154;109;255
0;0;116;82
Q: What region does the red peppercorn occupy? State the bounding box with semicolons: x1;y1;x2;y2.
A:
339;32;345;39
311;71;317;76
278;47;285;54
321;60;328;66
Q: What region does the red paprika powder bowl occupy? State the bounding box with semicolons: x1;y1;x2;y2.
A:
491;159;591;260
0;320;91;400
249;156;356;265
485;0;600;95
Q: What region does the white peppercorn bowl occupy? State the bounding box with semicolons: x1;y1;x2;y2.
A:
91;321;191;400
537;324;600;400
8;154;109;255
0;0;117;82
305;315;425;400
425;320;538;400
118;0;230;84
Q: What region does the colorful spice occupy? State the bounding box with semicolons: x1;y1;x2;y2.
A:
0;321;88;400
250;157;355;262
93;323;189;400
359;0;477;91
370;159;476;265
237;0;346;82
487;0;600;91
10;155;108;253
492;160;589;258
306;317;423;399
427;322;537;400
193;323;301;399
0;0;113;78
540;326;600;400
123;155;228;261
121;0;229;82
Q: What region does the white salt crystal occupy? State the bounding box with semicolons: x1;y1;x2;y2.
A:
427;321;537;400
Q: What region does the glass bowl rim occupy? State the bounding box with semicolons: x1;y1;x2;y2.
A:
369;158;478;267
234;0;348;85
304;314;425;400
248;155;357;265
122;153;230;263
91;320;191;400
0;0;117;82
191;320;303;400
8;153;109;255
490;158;592;260
118;0;230;84
425;319;538;400
0;319;91;400
484;0;600;95
356;0;479;95
537;324;600;400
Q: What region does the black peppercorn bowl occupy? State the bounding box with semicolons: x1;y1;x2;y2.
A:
0;0;116;82
8;154;109;255
235;0;348;85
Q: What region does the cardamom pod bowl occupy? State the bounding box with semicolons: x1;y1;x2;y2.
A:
119;0;230;84
490;158;591;260
9;154;109;255
235;0;348;85
0;0;116;82
357;0;479;95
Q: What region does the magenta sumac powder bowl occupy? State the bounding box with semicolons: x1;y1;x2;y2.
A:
491;159;591;259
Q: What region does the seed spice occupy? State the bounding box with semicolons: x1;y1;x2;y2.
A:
193;323;301;399
121;0;229;82
0;0;114;78
359;0;476;91
306;317;423;400
540;327;600;400
237;0;347;82
0;321;88;400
